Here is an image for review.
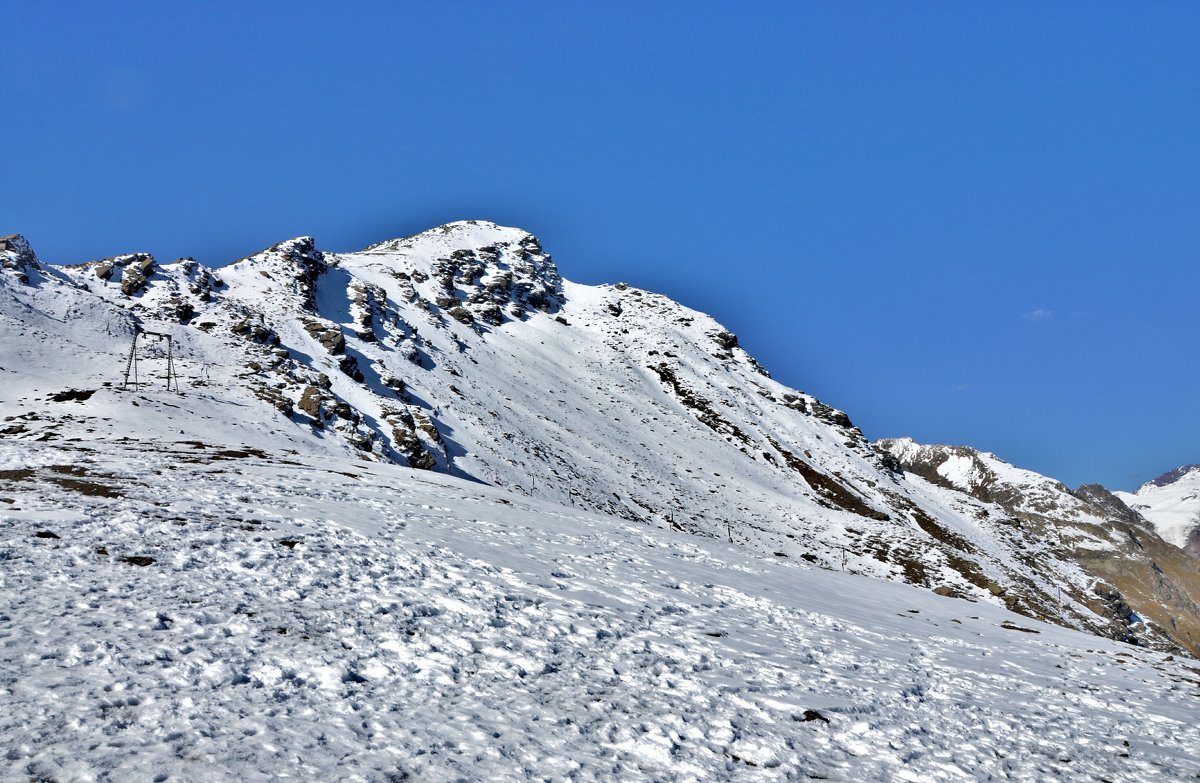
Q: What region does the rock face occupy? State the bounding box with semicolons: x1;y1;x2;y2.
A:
1115;465;1200;560
0;234;40;284
2;220;1196;657
877;438;1200;657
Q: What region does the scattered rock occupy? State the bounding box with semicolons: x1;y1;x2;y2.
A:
298;385;323;418
50;388;95;402
121;555;155;567
1000;621;1040;634
447;306;474;325
800;710;830;724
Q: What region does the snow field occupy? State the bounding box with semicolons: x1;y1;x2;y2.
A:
2;440;1198;782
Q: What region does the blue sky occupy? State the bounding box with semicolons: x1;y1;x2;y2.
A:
3;3;1197;489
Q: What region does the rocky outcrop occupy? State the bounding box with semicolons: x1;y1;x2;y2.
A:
0;235;40;284
367;221;563;326
302;319;345;354
231;314;279;345
119;255;155;296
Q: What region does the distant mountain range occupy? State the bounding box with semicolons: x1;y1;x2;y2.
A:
2;223;1198;657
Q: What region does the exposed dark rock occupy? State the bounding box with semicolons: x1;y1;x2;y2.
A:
302;320;345;354
809;401;853;429
50;388;95;402
298;385;323;418
232;315;280;345
0;234;40;284
767;436;888;520
651;363;751;445
710;329;738;350
116;254;155;296
1072;484;1151;529
121;555;155;567
243;236;327;311
338;355;364;382
447;306;474;324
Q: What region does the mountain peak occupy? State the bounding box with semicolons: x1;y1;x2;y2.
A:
0;234;40;283
352;221;561;322
1147;464;1200;489
363;220;538;255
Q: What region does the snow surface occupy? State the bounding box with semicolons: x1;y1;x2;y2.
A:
3;438;1199;782
1116;468;1200;551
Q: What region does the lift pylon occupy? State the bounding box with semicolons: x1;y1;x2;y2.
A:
121;325;180;392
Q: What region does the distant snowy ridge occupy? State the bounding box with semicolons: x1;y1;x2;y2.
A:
1116;464;1200;558
2;221;1199;658
877;437;1200;657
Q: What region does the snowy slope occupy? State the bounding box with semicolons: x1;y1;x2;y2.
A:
3;438;1199;782
0;223;1191;656
1116;465;1200;559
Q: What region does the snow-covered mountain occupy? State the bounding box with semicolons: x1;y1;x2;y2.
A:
1116;465;1200;559
5;224;1200;779
877;438;1200;658
1;222;1196;661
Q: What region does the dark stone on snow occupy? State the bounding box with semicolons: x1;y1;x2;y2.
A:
50;388;95;402
121;555;155;567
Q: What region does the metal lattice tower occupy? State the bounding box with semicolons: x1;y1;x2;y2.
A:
121;325;180;392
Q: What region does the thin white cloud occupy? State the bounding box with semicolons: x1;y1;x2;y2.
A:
1023;308;1052;321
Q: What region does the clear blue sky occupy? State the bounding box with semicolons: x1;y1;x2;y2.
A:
4;2;1197;490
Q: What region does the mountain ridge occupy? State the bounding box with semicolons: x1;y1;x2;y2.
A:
3;220;1198;657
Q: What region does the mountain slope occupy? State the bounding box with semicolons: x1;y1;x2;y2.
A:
3;437;1198;781
1116;465;1200;559
878;438;1200;657
0;222;1188;655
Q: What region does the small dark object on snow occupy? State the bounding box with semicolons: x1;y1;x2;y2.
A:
800;710;830;723
122;555;155;567
96;547;108;556
34;530;60;539
278;539;300;549
1000;621;1039;634
50;388;95;402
